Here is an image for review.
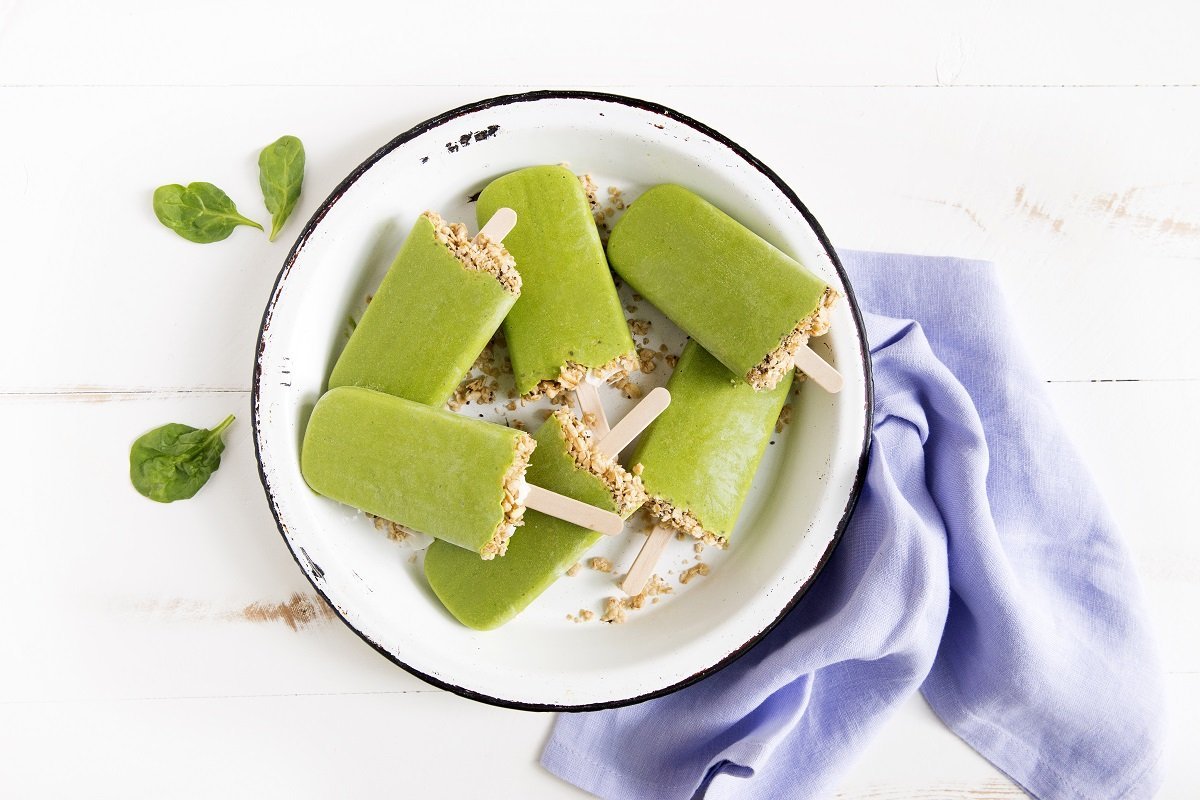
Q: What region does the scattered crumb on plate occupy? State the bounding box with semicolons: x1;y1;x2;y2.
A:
448;376;495;411
600;575;673;624
680;563;710;584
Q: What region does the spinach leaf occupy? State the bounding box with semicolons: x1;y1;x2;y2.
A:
153;182;263;243
130;414;235;503
258;135;306;241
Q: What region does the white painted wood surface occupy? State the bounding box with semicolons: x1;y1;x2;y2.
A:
2;2;1196;796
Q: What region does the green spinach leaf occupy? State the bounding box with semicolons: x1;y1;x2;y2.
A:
258;135;306;241
153;182;263;243
130;414;235;502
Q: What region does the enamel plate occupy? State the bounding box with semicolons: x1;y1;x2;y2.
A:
253;91;873;710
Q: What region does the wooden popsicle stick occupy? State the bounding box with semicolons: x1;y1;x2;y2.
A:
522;484;624;536
793;342;843;394
595;387;671;459
621;524;674;596
574;378;611;437
477;207;518;243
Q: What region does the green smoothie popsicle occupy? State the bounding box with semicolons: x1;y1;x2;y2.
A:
607;184;837;392
632;339;792;544
302;386;534;558
328;211;520;406
476;166;637;399
424;407;646;630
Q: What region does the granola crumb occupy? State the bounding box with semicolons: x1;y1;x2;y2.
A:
505;400;518;412
589;557;613;573
508;419;526;431
423;211;520;295
600;574;673;623
479;432;536;560
632;462;644;476
645;494;726;546
579;173;601;211
746;287;839;390
637;347;658;374
628;318;652;336
472;340;496;373
694;541;705;555
775;403;793;434
553;407;646;516
447;376;495;411
524;354;637;402
566;562;582;577
370;514;414;543
600;597;627;624
665;353;679;369
582;411;598;428
613;374;644;400
680;563;710;584
644;575;672;598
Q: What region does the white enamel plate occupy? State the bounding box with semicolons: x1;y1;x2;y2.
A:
253;91;872;710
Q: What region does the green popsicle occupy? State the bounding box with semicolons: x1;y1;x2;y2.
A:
424;408;645;630
607;184;836;392
632;340;792;544
476;166;637;399
301;386;534;559
328;211;520;405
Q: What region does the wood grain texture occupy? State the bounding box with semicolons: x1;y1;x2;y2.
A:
1;2;1199;88
0;693;592;799
1;382;1193;794
2;86;1197;392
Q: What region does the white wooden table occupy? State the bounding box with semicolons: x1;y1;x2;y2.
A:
2;2;1196;796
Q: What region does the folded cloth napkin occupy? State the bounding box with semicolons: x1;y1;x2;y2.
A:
541;251;1166;800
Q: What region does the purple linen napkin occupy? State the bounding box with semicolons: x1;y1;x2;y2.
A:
541;251;1166;799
